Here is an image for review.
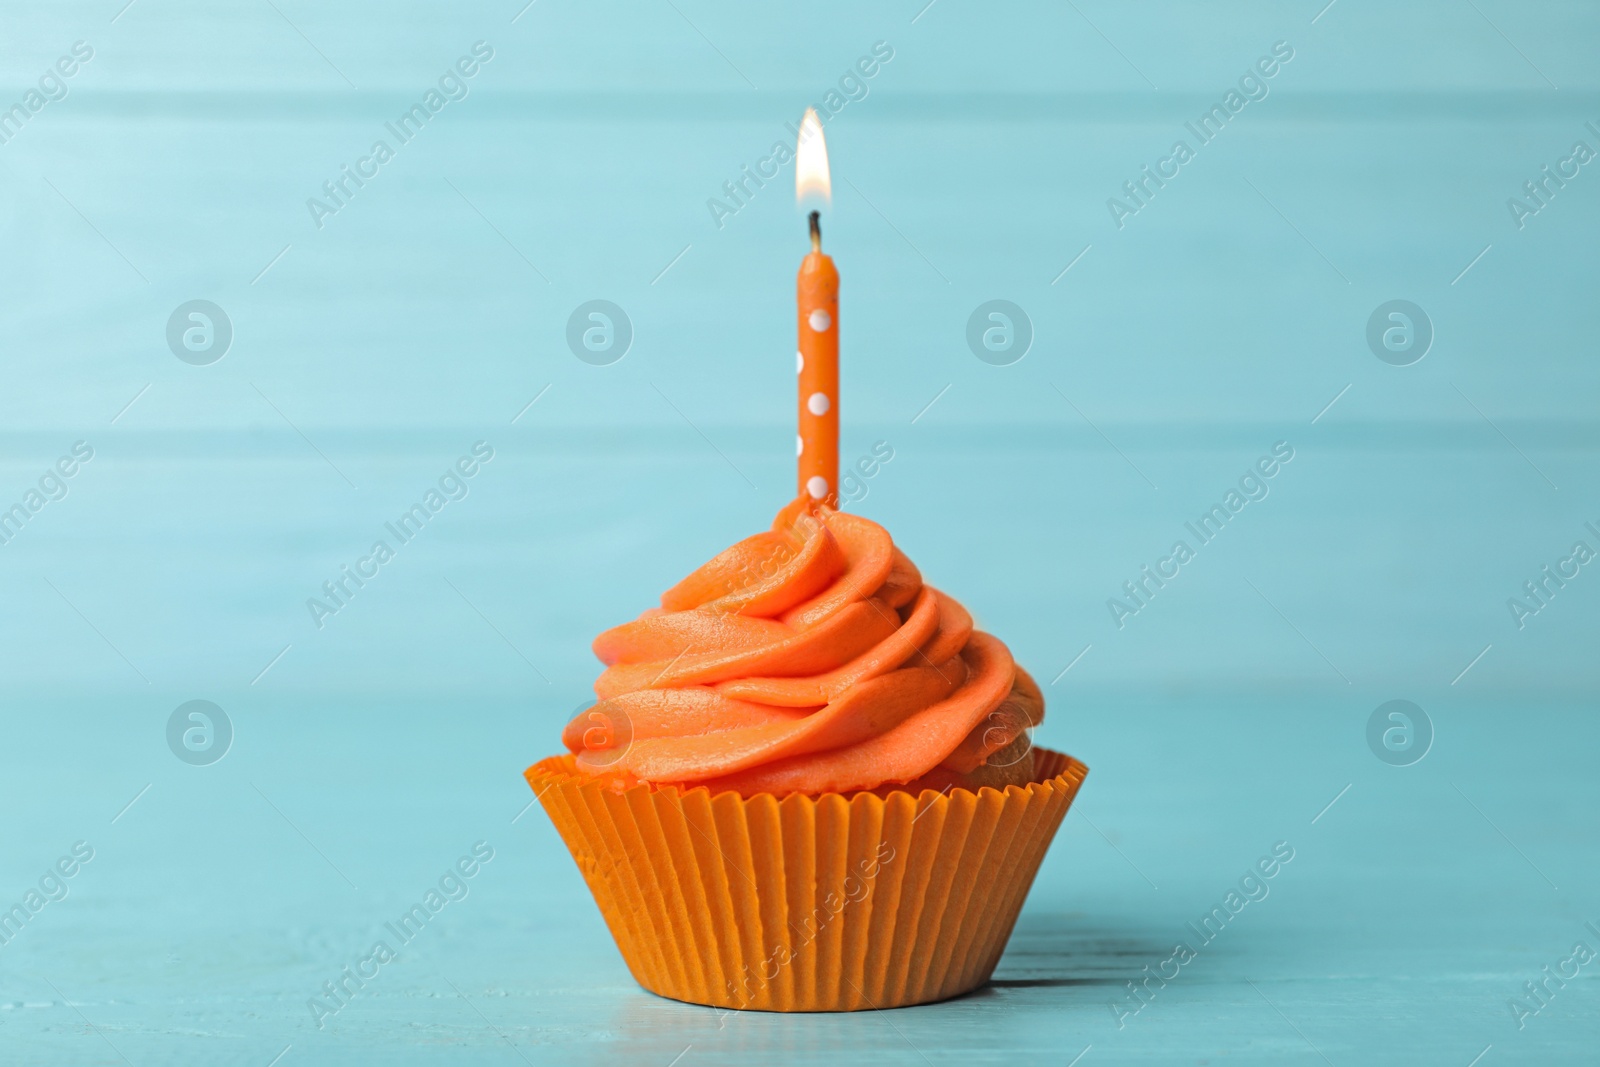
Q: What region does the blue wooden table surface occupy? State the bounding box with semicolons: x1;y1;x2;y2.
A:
2;0;1598;1063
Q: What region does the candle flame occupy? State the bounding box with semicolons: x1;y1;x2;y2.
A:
795;108;831;205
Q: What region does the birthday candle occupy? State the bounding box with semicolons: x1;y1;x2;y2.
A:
795;108;838;507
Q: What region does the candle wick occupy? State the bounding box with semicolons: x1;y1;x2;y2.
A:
808;210;821;252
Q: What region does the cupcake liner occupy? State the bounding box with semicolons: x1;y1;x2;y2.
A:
526;747;1088;1012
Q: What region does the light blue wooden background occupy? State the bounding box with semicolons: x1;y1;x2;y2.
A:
2;0;1597;1063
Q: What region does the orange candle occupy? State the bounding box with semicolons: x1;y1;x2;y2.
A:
797;212;838;506
795;108;837;507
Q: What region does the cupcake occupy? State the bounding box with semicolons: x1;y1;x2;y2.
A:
526;497;1087;1011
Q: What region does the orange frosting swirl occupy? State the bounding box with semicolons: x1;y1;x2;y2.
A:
562;499;1044;796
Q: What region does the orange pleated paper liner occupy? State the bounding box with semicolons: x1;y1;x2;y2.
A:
526;747;1088;1012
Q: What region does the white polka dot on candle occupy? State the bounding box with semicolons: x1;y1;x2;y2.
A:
808;309;832;332
807;392;830;416
796;350;804;374
796;434;803;456
806;475;829;499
